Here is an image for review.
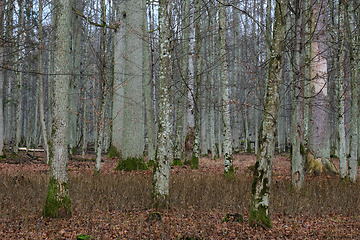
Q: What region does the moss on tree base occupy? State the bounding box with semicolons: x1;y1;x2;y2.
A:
306;151;338;175
115;157;148;171
42;177;71;218
108;145;121;158
191;155;199;169
249;203;272;228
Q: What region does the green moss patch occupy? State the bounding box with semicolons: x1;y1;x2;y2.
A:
108;145;121;158
115;157;148;171
42;177;72;218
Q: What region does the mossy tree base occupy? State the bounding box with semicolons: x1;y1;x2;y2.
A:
191;155;199;169
115;157;148;171
172;158;183;166
249;203;272;228
42;177;71;218
108;145;121;159
306;151;338;175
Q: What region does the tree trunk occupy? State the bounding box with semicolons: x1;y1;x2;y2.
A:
249;0;288;228
119;0;145;161
0;0;5;156
291;0;305;190
43;0;72;218
152;0;172;208
143;0;156;162
38;0;49;163
219;2;234;177
14;0;25;154
184;0;196;165
111;0;126;156
347;0;359;182
308;0;337;174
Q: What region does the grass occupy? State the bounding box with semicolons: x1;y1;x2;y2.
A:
0;171;360;238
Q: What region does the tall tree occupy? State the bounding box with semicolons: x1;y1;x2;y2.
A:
347;0;359;182
249;0;288;228
152;0;173;208
218;1;234;176
0;0;5;156
14;0;24;154
121;0;145;160
38;0;49;164
291;0;305;189
42;0;72;218
307;0;336;173
95;0;108;173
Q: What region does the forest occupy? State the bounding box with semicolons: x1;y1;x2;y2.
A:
0;0;360;238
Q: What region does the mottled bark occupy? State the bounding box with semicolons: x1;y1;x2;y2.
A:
152;0;172;208
219;2;233;176
43;0;72;218
249;0;288;228
291;0;305;189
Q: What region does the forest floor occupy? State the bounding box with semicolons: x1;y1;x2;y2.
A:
0;150;360;239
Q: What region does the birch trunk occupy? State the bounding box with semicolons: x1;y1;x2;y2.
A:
43;0;72;218
249;0;288;228
219;3;233;176
152;0;172;208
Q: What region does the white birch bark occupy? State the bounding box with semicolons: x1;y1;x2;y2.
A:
219;3;233;176
152;0;172;208
249;0;288;228
43;0;72;218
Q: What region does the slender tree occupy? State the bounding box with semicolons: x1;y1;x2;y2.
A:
219;1;234;176
38;0;49;164
347;0;358;182
0;0;5;156
43;0;72;218
249;0;288;228
152;0;173;208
